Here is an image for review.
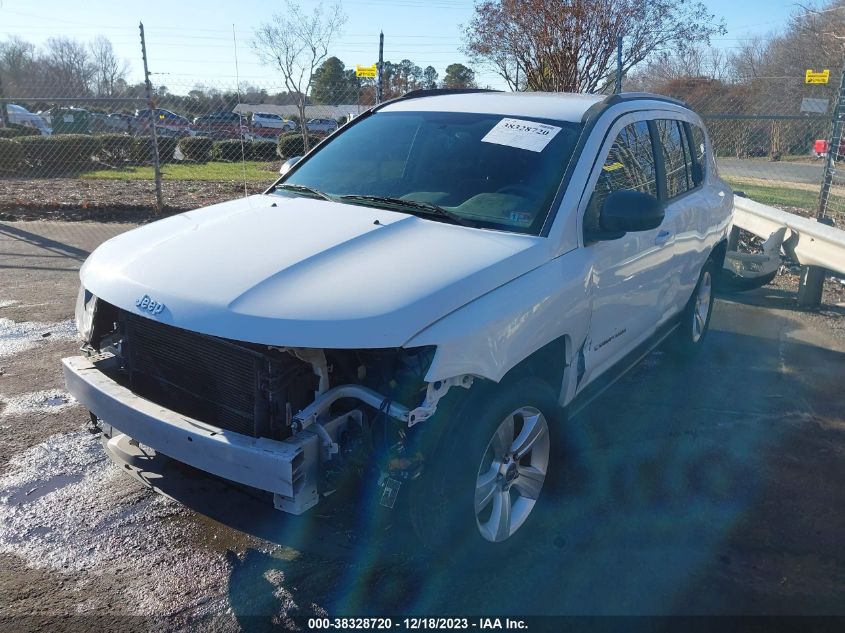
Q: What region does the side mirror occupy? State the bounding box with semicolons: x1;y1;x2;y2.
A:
280;156;302;175
600;189;664;234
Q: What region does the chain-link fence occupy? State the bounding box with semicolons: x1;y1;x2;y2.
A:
664;75;843;227
1;72;843;225
0;76;373;217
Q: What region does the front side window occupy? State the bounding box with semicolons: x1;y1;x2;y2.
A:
585;121;657;232
274;111;583;234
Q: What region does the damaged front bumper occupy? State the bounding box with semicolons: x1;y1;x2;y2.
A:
61;355;360;514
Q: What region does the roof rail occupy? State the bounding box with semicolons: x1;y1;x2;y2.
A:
399;88;503;100
580;91;689;124
602;92;688;108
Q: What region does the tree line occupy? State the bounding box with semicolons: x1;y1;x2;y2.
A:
0;35;128;98
0;32;476;112
310;57;478;104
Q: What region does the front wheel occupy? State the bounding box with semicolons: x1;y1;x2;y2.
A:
473;404;550;542
408;377;561;550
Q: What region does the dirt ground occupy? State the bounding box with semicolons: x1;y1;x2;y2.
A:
0;177;269;222
0;220;844;630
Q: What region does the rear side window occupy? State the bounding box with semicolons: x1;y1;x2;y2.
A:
654;119;690;198
688;124;707;185
590;121;657;211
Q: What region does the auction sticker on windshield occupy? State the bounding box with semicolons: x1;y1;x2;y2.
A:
481;117;562;152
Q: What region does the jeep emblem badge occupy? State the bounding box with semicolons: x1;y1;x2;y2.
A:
135;294;165;315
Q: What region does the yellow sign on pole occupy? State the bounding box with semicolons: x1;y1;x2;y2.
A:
356;64;378;78
805;69;830;84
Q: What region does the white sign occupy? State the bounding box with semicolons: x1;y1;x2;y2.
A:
63;114;74;123
481;118;561;152
801;97;829;114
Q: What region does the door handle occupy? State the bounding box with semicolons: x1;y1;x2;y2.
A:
654;230;672;245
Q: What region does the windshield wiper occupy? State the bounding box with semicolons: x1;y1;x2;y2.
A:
339;195;476;227
273;183;335;201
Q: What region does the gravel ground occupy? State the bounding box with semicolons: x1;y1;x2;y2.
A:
0;220;844;630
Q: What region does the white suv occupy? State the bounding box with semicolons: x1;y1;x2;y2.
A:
63;91;732;549
251;111;297;133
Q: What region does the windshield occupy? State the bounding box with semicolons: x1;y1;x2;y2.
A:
272;111;583;234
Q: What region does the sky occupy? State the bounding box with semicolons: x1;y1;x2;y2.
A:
0;0;804;94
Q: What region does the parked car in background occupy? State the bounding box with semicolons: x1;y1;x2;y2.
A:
192;112;246;139
136;108;192;138
50;107;92;134
5;104;52;135
305;118;338;134
812;138;845;159
89;112;139;135
252;112;298;133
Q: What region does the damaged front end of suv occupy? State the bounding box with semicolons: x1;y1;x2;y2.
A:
67;291;474;515
68;90;722;548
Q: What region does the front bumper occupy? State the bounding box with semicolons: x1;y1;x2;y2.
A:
62;355;336;514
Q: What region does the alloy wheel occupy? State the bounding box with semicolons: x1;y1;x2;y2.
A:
474;406;550;542
692;270;713;343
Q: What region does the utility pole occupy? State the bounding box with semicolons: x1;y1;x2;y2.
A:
614;36;623;94
799;63;845;308
139;22;163;214
0;75;9;128
377;31;384;104
817;64;845;221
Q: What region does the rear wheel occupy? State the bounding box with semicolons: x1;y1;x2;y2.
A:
670;259;716;355
409;377;561;551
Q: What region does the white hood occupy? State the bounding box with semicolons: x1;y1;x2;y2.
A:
81;195;549;348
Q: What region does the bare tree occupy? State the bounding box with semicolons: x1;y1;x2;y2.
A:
625;45;730;91
253;1;346;151
41;37;94;96
793;0;845;58
728;38;768;84
0;36;37;96
89;36;128;97
464;0;725;93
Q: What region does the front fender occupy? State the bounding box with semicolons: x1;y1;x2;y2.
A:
405;249;592;385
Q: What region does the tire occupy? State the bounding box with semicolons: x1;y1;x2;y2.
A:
717;267;777;293
670;258;716;355
408;377;562;551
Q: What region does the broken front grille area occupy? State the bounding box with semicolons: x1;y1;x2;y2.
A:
113;310;315;439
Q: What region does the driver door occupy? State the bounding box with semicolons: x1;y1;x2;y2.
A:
577;119;677;391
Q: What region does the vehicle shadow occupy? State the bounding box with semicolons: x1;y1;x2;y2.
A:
139;325;845;618
717;284;845;317
0;222;91;261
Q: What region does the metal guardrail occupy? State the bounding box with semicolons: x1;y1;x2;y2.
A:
733;196;845;277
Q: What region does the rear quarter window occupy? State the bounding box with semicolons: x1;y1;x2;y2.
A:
688;124;708;184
